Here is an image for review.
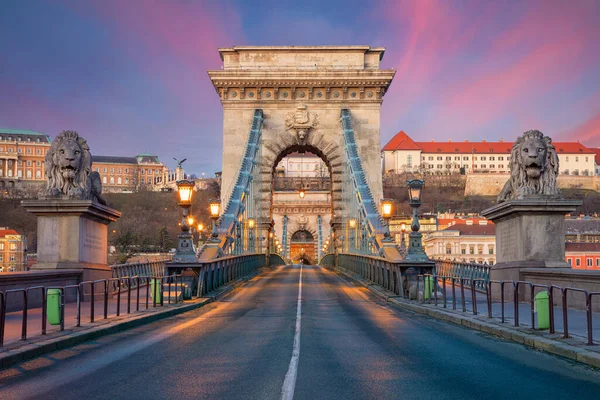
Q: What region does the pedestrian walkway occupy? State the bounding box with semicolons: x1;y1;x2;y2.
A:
426;282;600;343
1;285;173;347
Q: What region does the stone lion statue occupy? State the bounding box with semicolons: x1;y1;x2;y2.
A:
41;130;107;205
497;130;561;202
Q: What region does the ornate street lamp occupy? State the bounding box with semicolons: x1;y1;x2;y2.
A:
400;222;407;257
248;218;255;253
405;179;428;262
381;198;394;243
173;179;197;262
349;218;357;251
197;223;204;244
209;199;221;243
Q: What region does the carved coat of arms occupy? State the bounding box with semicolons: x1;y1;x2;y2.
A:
285;104;318;145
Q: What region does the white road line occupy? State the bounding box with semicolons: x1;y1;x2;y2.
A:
281;264;303;400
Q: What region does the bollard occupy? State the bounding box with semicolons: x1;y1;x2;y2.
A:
535;291;550;330
424;275;433;300
47;289;62;326
149;278;162;305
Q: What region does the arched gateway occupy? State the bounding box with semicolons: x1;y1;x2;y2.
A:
208;46;395;259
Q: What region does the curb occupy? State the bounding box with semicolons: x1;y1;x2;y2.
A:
333;267;600;370
0;268;265;369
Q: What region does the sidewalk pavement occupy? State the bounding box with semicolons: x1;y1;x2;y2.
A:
0;268;264;369
334;267;600;370
438;284;600;341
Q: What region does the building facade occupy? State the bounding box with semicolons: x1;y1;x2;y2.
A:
0;129;51;190
424;221;496;265
0;228;27;272
566;243;600;270
92;154;169;192
382;131;597;176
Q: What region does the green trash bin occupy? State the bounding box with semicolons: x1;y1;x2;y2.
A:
149;278;162;304
47;289;62;326
535;291;550;330
424;276;434;300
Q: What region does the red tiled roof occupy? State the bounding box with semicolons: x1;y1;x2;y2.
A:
593;149;600;165
442;224;496;235
0;229;19;238
382;132;596;154
565;242;600;253
438;218;494;227
382;131;421;151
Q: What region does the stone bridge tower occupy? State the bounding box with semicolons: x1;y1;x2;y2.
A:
209;46;395;248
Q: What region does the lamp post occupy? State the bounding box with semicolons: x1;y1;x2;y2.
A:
248;218;255;253
404;179;428;262
349;218;356;252
400;222;407;257
209;199;221;243
197;223;204;244
381;198;394;243
173;179;197;262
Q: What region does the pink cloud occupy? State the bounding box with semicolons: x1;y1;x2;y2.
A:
377;0;600;140
558;112;600;147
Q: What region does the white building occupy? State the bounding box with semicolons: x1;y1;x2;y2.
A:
276;152;329;178
594;149;600;176
424;221;496;265
383;131;596;176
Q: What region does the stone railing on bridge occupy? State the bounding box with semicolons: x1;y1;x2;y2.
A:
110;259;169;290
434;260;491;290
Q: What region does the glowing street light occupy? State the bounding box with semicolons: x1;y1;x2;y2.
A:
173;179;197;262
405;179;428;262
381;199;394;243
209;199;221;242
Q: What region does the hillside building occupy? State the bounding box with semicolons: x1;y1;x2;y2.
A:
382;131;597;176
0;228;27;272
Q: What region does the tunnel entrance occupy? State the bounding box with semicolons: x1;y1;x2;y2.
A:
290;230;315;265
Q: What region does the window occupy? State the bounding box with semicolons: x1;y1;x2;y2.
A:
585;157;589;162
110;168;114;173
478;245;483;254
0;255;2;262
27;148;31;154
437;156;443;161
461;248;466;255
566;156;569;162
10;243;17;250
568;259;572;266
437;164;443;169
10;254;15;262
470;245;475;254
499;156;504;161
0;243;4;250
587;259;593;267
481;156;486;161
141;169;145;174
110;177;115;184
125;168;129;173
481;164;486;169
36;161;41;166
455;156;460;161
463;156;469;160
446;156;451;161
17;170;22;177
489;246;494;254
446;243;452;254
575;157;579;162
26;170;32;178
36;170;41;178
428;156;433;161
102;177;107;184
125;177;129;184
103;168;107;173
117;168;121;174
576;259;580;266
27;160;31;166
490;156;495;161
17;148;22;153
407;154;412;168
597;259;600;267
36;149;41;154
499;164;504;169
0;169;3;176
117;177;122;184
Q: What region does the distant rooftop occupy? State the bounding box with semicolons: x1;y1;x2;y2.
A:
92;156;138;164
0;129;51;143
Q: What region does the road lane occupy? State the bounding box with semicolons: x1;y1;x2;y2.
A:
1;265;600;400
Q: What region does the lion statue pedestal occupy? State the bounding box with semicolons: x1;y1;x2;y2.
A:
21;130;121;282
481;130;581;287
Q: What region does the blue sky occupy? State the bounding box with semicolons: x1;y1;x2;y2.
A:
1;0;599;175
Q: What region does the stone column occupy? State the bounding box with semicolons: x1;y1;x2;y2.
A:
481;199;581;282
22;199;121;282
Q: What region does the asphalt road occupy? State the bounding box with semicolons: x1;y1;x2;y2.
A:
1;265;600;400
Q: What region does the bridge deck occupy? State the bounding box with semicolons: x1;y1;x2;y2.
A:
1;265;599;398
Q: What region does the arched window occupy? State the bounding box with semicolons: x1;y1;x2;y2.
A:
445;243;452;255
26;170;32;178
36;170;41;178
110;177;115;184
117;177;122;185
102;176;107;184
